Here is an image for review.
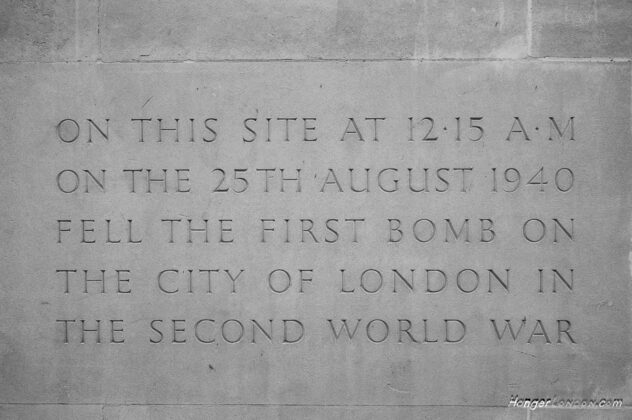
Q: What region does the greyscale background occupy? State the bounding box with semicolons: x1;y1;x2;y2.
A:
0;1;631;419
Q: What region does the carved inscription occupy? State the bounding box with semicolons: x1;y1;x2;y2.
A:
48;112;583;359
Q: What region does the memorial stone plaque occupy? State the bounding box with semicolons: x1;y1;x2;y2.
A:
0;2;631;420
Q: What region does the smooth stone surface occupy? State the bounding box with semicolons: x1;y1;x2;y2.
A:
0;61;629;409
532;0;632;58
100;0;527;60
530;408;632;420
0;404;103;420
1;3;631;419
4;404;630;419
0;0;99;62
103;405;529;420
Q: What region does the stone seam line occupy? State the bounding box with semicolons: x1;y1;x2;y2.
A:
0;58;630;64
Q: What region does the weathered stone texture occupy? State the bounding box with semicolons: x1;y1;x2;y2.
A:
530;408;632;420
3;0;632;62
532;0;632;58
102;405;529;420
100;0;527;60
0;62;629;407
0;1;631;419
0;0;99;62
0;404;103;420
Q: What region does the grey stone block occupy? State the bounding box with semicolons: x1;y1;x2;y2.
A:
100;0;527;61
532;0;632;58
0;0;99;62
